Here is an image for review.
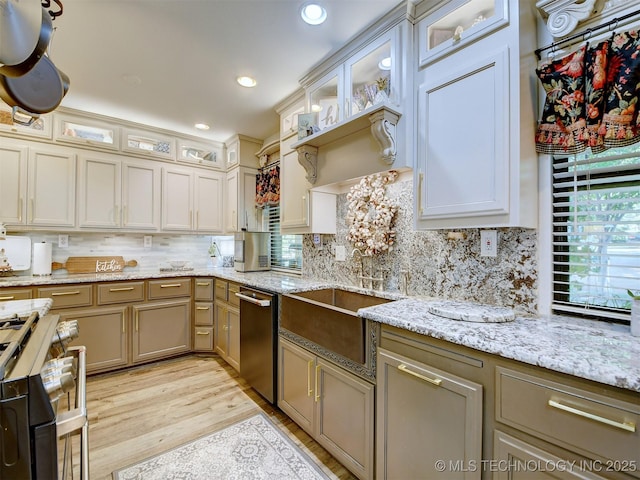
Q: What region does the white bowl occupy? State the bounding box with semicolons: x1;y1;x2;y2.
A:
169;260;187;269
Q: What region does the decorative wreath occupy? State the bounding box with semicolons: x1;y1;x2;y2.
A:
346;170;399;256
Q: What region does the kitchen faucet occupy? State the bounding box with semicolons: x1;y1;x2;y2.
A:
350;248;384;291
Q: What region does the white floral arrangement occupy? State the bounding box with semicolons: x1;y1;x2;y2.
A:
346;170;399;256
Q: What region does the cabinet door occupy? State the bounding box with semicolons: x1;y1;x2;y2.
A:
377;348;483;480
493;431;607;480
28;146;76;226
214;303;228;358
0;142;27;225
280;145;309;229
132;299;191;363
122;161;160;230
417;48;509;223
193;326;214;351
162;167;193;230
225;167;260;233
227;307;240;372
278;338;315;434
61;306;129;374
78;154;121;228
194;302;213;326
316;358;374;480
195;171;223;232
225;169;238;232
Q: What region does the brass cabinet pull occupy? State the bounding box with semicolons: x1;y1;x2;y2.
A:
51;290;81;296
196;331;210;336
29;198;33;223
398;364;442;386
109;286;135;292
160;283;182;288
0;296;15;301
314;365;321;403
196;282;211;287
135;311;139;332
18;197;22;222
307;360;313;397
122;318;125;334
196;306;210;311
548;400;636;433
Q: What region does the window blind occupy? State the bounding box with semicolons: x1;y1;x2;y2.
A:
552;145;640;321
266;206;302;273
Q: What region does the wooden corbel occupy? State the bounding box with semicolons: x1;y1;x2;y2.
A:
369;108;399;165
296;145;318;184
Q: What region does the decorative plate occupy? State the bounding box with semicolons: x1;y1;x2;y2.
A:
426;301;515;323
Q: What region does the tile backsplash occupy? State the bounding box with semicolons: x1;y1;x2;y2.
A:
302;180;538;314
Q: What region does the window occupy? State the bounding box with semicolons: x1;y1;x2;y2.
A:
266;206;302;273
552;144;640;321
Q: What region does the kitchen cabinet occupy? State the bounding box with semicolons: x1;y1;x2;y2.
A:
1;140;76;229
0;288;32;301
224;166;260;233
279;133;336;234
162;166;224;232
193;278;214;352
78;152;160;230
131;299;191;364
377;347;483;480
214;279;240;371
414;0;537;229
122;127;175;161
54;112;120;151
278;337;374;480
177;138;224;170
224;134;262;170
0;106;52;139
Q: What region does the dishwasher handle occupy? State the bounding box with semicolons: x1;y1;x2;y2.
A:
235;292;271;307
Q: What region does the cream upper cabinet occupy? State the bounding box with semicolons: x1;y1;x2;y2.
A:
28;145;76;227
54;112;120;151
78;152;160;230
194;171;224;232
1;140;76;228
224;166;260;233
177;138;224;170
162;167;194;231
279;133;336;234
414;0;537;229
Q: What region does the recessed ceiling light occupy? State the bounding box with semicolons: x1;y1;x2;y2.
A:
378;57;392;70
301;3;327;25
237;76;257;88
195;123;210;131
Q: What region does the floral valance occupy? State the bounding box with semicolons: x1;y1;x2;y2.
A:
255;164;280;207
535;29;640;155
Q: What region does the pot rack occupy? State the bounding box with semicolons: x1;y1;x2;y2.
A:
535;7;640;60
42;0;63;20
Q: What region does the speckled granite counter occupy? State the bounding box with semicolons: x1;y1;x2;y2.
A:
2;270;639;393
0;298;53;319
359;298;640;393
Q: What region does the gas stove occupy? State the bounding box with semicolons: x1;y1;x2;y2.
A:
0;310;88;479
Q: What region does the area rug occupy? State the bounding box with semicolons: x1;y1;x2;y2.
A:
112;413;331;479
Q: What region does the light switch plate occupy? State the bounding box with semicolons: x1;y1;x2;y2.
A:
143;235;152;248
335;245;346;261
58;234;68;248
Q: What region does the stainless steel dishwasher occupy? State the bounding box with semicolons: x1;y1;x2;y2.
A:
235;286;278;404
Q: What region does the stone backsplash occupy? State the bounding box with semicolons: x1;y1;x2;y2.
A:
302;180;538;314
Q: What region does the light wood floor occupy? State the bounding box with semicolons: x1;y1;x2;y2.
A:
78;354;356;479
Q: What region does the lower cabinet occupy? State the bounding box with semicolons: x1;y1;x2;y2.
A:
376;347;483;480
278;337;374;480
60;306;128;373
132;299;191;364
214;303;240;371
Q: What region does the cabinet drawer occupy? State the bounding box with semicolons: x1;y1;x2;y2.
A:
193;326;214;351
496;367;640;467
228;282;240;308
97;282;144;305
194;302;213;326
215;280;228;302
148;278;191;299
0;288;33;301
194;278;214;301
37;285;93;309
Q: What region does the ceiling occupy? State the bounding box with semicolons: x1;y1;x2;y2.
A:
50;0;403;145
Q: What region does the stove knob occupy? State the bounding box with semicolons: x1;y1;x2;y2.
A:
43;372;75;400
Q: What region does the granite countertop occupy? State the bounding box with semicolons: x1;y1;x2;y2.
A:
0;298;53;320
2;269;639;393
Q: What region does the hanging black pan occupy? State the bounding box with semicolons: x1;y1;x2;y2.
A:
0;54;67;125
0;4;53;77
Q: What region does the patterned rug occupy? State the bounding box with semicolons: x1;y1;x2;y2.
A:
112;413;331;480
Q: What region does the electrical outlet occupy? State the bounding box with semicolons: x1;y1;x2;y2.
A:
313;233;322;249
58;234;68;248
480;230;497;257
143;235;152;248
335;245;346;261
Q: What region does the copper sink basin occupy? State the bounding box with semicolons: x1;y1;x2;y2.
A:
281;288;392;363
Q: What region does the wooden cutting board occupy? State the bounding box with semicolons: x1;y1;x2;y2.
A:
52;256;138;274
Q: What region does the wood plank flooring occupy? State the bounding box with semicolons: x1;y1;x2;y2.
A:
78;354;356;479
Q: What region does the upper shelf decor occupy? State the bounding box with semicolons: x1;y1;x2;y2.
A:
292;103;401;184
346;170;399;257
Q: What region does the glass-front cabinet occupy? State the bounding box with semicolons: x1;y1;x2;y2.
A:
345;30;397;117
122;128;175;160
54;114;120;150
306;69;343;134
177;138;224;169
417;0;508;66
